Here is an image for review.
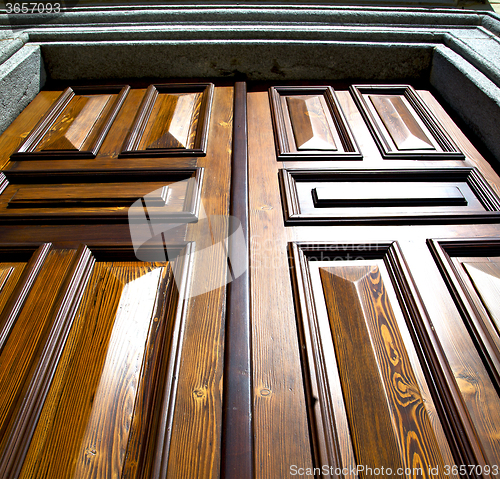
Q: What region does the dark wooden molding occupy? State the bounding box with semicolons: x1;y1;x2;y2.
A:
120;83;214;158
0;245;95;479
11;85;130;160
428;238;500;393
0;168;204;224
289;241;490;476
350;84;464;160
280;167;500;225
269;86;362;160
221;81;253;479
0;243;52;352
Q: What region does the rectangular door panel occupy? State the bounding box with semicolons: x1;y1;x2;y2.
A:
280;168;500;225
0;244;192;479
11;86;130;160
120;83;214;158
269;86;361;160
429;238;500;394
290;242;462;478
0;168;203;224
350;85;464;159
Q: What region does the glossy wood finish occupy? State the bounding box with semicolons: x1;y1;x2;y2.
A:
11;86;129;160
269;86;361;160
248;89;314;479
280;167;500;225
320;263;445;477
0;83;233;479
312;183;467;207
221;82;253;479
429;239;500;393
19;259;169;478
120;83;214;157
351;85;464;159
0;168;203;224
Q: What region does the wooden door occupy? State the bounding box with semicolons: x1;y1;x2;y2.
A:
1;79;500;479
0;81;233;478
248;83;500;479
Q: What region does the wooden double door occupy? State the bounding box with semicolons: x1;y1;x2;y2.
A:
0;80;499;478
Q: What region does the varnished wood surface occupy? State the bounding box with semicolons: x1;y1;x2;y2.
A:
0;264;25;316
369;94;434;151
286;95;337;151
463;260;500;334
19;262;167;479
0;250;76;459
351;85;464;159
320;264;447;478
1;80;500;478
221;82;253;479
144;92;201;150
248;90;313;478
165;86;233;478
37;94;112;152
269;86;361;160
120;83;214;158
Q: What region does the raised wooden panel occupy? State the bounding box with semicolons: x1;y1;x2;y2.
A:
351;85;464;159
0;244;51;349
429;239;500;394
0;246;91;478
0;244;192;479
269;86;361;160
11;86;129;160
289;242;480;476
0;168;203;224
120;83;214;158
280;168;500;225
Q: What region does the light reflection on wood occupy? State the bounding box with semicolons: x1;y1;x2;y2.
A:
464;260;500;336
18;262;167;479
39;95;112;151
286;95;337;151
146;93;202;149
320;265;446;478
369;95;434;151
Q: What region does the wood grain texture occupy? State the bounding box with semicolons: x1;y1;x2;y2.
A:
286;95;337;151
221;82;253;479
351;85;464;159
0;246;94;479
11;86;129;160
144;92;202;149
0;264;25;317
463;261;500;335
269;86;361;160
165;86;232;479
19;261;168;479
249;90;313;479
320;264;447;478
37;94;112;152
429;239;500;401
280;168;500;225
120;83;214;158
369;95;434;151
0;169;203;224
0;91;61;169
8;184;169;208
0;250;75;459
